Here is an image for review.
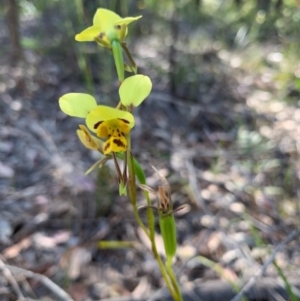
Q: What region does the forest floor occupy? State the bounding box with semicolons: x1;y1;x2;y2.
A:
1;5;300;301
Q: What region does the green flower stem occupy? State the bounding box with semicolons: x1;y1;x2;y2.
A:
112;45;180;301
141;192;179;300
126;135;177;300
126;136;149;236
149;231;177;300
166;259;183;301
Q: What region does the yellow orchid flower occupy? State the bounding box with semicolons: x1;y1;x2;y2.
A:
75;8;142;48
86;106;134;155
59;93;135;155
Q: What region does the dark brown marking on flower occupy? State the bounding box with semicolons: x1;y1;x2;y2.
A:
121;132;125;137
118;118;130;124
113;139;125;148
99;32;105;39
104;143;110;152
94;121;103;129
115;25;121;30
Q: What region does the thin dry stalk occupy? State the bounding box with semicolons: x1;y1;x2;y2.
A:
6;264;75;301
230;229;300;301
0;257;24;300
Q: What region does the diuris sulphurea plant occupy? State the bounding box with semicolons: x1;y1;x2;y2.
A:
59;8;183;301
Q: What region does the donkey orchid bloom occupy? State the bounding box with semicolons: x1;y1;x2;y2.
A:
75;8;142;49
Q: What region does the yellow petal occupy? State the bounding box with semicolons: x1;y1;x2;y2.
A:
97;122;109;138
119;75;152;107
75;26;101;41
86;106;134;133
77;125;103;152
59;93;97;118
96;119;131;138
93;8;121;31
103;135;127;154
114;16;142;41
118;120;131;134
114;16;142;26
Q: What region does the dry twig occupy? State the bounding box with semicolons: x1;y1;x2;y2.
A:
230;229;300;301
6;264;75;301
0;257;24;300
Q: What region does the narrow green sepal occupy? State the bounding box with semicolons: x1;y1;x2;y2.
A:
124;63;134;73
119;180;127;196
122;43;138;74
112;40;124;82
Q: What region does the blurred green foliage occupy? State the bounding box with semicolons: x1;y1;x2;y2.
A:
9;0;299;101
